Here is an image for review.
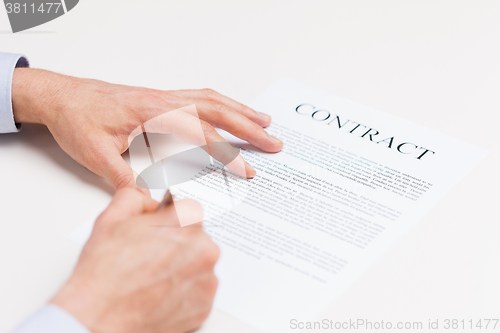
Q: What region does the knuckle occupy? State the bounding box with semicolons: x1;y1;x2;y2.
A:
112;172;134;190
211;102;230;127
200;120;216;137
212;102;227;114
201;88;219;100
200;240;220;265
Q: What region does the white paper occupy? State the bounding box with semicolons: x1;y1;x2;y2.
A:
69;79;487;333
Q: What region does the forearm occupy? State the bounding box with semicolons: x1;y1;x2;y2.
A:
12;68;66;125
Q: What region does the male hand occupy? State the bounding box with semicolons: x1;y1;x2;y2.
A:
52;188;218;333
11;68;283;190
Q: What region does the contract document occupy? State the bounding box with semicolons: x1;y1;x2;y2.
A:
69;79;487;333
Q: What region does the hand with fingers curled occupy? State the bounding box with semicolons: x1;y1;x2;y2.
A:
52;188;218;333
11;68;283;190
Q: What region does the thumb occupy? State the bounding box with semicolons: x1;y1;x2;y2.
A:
100;152;150;196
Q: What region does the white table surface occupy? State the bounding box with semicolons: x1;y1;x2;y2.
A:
1;1;499;332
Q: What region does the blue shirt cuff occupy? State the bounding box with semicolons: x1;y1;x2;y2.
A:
10;304;90;333
0;52;29;134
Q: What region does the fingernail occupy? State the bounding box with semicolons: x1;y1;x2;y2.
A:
244;161;256;179
257;111;272;122
270;135;283;145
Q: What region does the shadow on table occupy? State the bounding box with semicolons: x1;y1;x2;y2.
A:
0;124;113;195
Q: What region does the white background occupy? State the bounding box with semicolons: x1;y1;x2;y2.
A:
1;1;499;332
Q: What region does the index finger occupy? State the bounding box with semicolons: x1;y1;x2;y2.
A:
169;89;272;128
97;187;157;225
151;198;204;228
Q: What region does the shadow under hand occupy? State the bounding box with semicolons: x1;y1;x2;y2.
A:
0;124;113;195
236;143;268;154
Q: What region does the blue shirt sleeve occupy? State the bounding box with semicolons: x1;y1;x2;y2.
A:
10;304;91;333
0;52;29;134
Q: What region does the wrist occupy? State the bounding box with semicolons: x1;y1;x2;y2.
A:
51;277;103;333
12;68;67;125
